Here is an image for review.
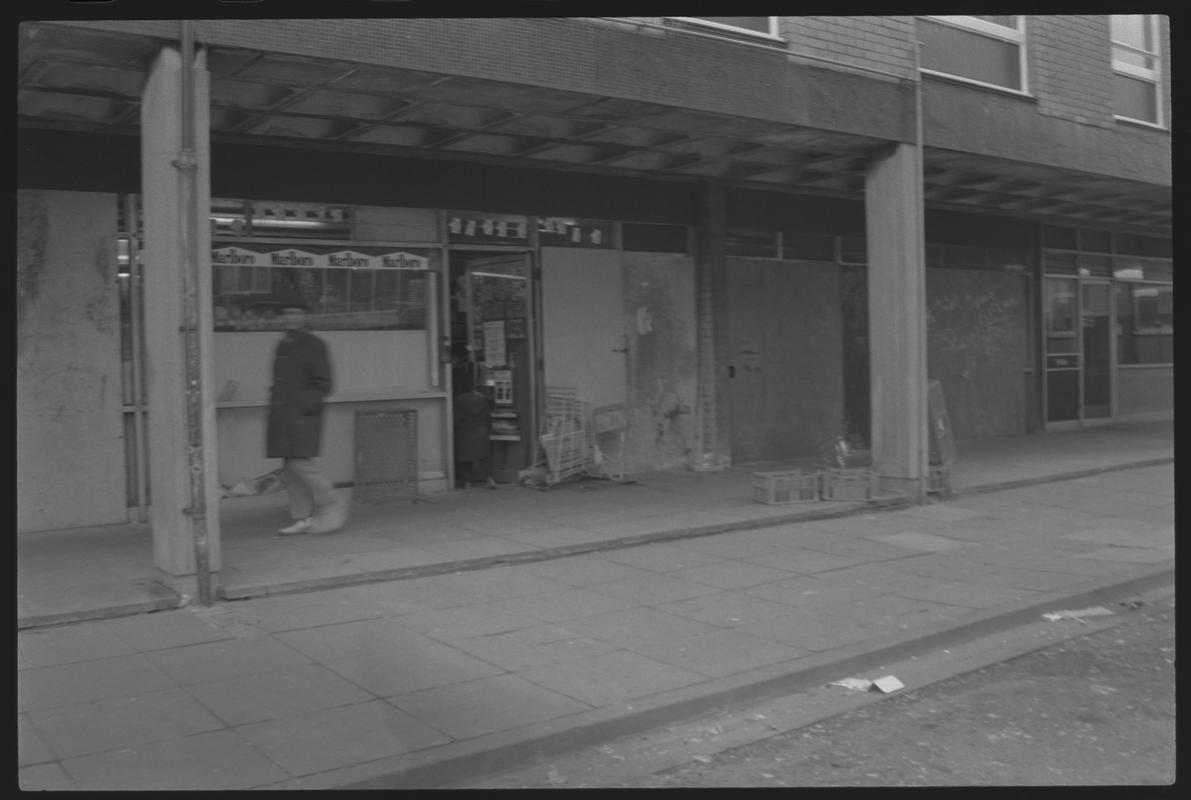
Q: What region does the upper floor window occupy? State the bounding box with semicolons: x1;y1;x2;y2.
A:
918;15;1026;93
1110;14;1163;125
668;16;780;41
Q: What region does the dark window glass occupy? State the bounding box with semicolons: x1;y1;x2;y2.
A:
1114;74;1159;123
839;237;867;265
943;245;989;270
690;17;771;34
1079;229;1112;253
1079;254;1113;278
1116;234;1172;258
621;222;689;253
1116;283;1173;364
725;228;777;257
1043;225;1078;249
926;244;945;269
919;18;1021;90
988;247;1030;272
1114;256;1172;282
1042;251;1079;275
781;233;835;261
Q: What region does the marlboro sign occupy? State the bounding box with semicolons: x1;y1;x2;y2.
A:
211;243;432;270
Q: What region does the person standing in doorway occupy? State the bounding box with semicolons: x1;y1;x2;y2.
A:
453;369;497;489
267;301;347;535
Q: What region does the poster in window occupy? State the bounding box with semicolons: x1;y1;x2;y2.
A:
482;320;507;367
505;317;526;339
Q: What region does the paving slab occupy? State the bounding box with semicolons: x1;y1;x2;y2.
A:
235;700;452;776
26;688;224;760
387;673;593;740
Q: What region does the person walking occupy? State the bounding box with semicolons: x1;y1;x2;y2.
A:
267;301;347;535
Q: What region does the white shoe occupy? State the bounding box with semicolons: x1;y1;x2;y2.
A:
278;518;313;536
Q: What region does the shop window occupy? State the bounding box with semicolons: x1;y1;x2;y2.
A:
918;15;1026;92
1111;14;1163;126
1113;256;1172;283
213;260;431;332
839;237;867;265
1079;229;1113;253
1042;251;1079;275
1078;254;1113;278
781;232;835;261
621;222;689;253
1043;225;1079;250
1115;233;1172;258
1116;282;1172;364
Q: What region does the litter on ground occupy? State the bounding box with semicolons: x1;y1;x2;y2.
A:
1042;606;1115;622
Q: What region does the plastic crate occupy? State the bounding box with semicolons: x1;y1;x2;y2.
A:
821;468;876;501
927;464;952;494
752;470;821;505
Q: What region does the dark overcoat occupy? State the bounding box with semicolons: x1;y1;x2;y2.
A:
453;390;491;462
266;329;333;459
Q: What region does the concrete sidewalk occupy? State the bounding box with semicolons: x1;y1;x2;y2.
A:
17;423;1174;790
17;420;1174;628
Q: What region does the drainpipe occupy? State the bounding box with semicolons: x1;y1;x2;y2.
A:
175;19;212;606
913;39;928;503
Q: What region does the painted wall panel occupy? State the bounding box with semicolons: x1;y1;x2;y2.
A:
213;330;432;404
622;252;698;472
215;399;448;494
17;190;126;532
926;270;1030;440
540;247;627;409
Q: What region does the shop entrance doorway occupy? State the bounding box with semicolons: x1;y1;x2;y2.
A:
449;250;539;484
1043;276;1114;428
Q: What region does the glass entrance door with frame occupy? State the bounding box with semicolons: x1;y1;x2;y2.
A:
1043;276;1114;427
449;250;538;484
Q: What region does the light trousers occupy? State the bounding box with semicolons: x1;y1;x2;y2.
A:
282;457;348;533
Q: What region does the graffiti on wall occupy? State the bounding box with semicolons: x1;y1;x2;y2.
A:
623;254;697;471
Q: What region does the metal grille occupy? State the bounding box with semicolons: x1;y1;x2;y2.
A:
354;409;418;503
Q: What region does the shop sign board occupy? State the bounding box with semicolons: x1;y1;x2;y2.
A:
537;217;615;248
447;212;530;244
210;243;431;270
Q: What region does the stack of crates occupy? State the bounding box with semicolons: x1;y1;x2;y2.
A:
821;467;877;501
927;464;952;494
752;470;821;505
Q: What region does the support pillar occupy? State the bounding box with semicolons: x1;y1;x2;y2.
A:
865;143;928;501
141;43;221;598
695;180;729;462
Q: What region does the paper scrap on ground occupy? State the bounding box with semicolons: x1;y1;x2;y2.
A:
1042;606;1114;622
830;678;873;691
872;675;905;693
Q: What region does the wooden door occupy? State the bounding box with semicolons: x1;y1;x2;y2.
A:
725;258;844;463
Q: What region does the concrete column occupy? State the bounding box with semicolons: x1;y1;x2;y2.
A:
141;44;221;597
695;180;729;461
865;142;928;501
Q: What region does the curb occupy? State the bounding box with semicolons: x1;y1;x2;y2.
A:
948;456;1174;499
276;562;1174;790
17;583;182;631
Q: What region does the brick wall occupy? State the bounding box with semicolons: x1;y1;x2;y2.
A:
1030;15;1115;125
780;16;917;79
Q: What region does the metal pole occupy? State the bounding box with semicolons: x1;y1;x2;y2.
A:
914;40;928;504
175;19;212;605
127;195;149;523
